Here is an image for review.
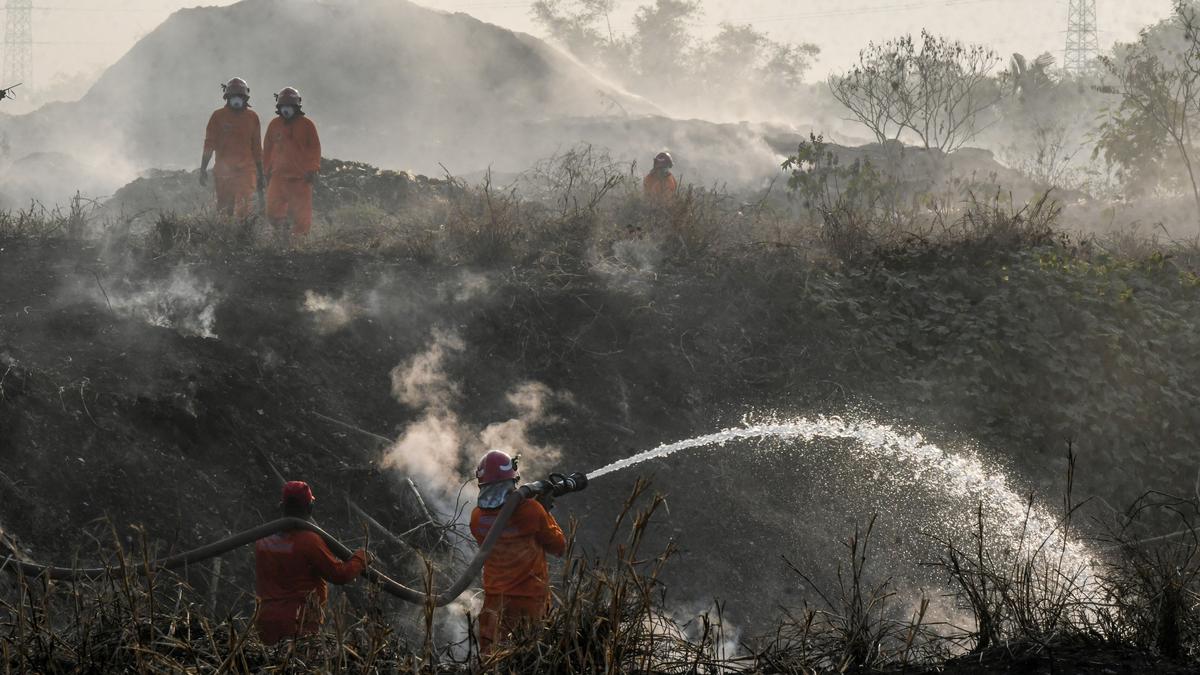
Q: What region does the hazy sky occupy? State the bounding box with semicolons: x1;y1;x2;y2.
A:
19;0;1174;91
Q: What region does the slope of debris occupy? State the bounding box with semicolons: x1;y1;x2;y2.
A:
100;158;455;231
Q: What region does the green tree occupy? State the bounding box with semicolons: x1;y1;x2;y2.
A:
630;0;701;94
1096;1;1200;216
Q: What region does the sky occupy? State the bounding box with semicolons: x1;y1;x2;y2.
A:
9;0;1176;94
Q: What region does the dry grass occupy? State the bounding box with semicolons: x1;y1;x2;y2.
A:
3;479;1198;673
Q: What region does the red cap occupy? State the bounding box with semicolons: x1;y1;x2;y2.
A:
282;481;315;506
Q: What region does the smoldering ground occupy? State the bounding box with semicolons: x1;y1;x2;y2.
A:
4;1;1200;671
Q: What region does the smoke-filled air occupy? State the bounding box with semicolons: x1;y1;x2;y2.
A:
3;0;1200;672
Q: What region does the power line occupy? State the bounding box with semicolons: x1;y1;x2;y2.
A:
715;0;1010;25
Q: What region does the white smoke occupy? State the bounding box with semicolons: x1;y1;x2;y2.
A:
479;382;563;482
589;238;664;294
389;327;465;410
437;270;492;303
100;266;220;339
302;290;360;334
656;603;745;668
381;328;565;515
435;592;484;659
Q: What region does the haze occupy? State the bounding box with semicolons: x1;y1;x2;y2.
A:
27;0;1167;100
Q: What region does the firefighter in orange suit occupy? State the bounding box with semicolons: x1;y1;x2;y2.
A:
470;450;567;655
200;77;263;218
263;86;321;239
254;481;367;645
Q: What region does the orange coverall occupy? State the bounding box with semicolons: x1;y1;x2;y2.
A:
643;171;678;200
263;114;321;235
470;499;566;654
254;530;367;645
204;107;263;218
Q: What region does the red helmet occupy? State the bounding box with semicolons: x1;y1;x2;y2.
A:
222;77;249;99
654;151;673;169
476;450;519;485
281;480;315;507
275;86;302;107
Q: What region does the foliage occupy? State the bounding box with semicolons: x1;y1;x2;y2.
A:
1096;1;1200;216
829;31;1002;152
782;134;895;261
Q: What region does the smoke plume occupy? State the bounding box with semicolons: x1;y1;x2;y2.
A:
381;328;565;515
85;266;221;339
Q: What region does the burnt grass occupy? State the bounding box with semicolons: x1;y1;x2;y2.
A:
2;190;1200;672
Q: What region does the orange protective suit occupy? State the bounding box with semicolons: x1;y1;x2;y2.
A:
254;530;367;645
643;171;678;200
204;106;262;218
470;499;566;654
263;114;321;235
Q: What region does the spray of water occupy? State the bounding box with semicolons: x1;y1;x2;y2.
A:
587;416;1099;582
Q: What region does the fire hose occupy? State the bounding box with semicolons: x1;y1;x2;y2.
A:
0;472;588;608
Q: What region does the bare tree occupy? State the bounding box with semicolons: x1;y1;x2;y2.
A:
830;31;1001;153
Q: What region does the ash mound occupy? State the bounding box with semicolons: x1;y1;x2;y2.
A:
0;0;655;187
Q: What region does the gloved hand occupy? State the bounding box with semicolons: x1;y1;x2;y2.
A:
198;168;208;186
353;548;370;567
536;492;556;511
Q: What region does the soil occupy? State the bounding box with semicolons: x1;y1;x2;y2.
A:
1;236;1197;673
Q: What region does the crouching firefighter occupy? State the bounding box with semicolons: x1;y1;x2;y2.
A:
254;481;368;645
470;450;572;655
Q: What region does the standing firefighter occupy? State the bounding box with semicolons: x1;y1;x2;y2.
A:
254;481;368;645
643;151;678;200
263;86;321;241
200;78;263;219
470;450;566;656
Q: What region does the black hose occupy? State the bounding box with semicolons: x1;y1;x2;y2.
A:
0;491;525;608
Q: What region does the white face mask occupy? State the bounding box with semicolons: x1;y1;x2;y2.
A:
279;105;295;119
228;96;245;110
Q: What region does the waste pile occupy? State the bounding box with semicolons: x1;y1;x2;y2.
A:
314;158;457;214
97;158;455;232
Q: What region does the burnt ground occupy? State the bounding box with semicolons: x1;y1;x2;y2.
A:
1;236;1198;672
0;237;766;627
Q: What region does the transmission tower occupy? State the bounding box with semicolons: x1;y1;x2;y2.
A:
1064;0;1099;77
2;0;32;88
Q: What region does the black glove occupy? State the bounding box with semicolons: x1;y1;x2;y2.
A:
536;492;556;511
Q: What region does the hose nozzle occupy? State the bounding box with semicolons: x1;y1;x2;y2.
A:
519;471;589;499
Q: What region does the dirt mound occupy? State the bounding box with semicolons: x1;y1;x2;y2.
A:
0;0;654;184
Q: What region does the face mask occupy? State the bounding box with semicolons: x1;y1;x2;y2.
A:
478;480;515;509
228;96;245;110
279;105;295;119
